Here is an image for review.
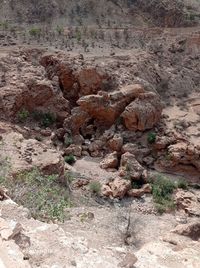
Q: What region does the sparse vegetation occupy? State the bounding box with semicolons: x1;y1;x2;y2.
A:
32;110;56;127
64;135;73;147
17;108;29;122
147;132;157;144
29;27;41;38
89;181;101;195
0;168;71;222
151;175;176;214
176;179;188;190
64;154;76;165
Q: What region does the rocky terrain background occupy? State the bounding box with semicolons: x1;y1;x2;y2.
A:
0;0;200;267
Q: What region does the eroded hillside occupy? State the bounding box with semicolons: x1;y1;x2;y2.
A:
0;0;200;267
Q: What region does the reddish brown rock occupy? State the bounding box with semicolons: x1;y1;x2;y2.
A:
109;177;131;198
154;136;177;150
119;152;147;181
107;134;123;152
101;185;113;197
0;53;70;121
76;68;108;96
100;152;118;169
64;144;82;157
77;84;145;126
89;140;105;156
174;189;200;217
127;184;152;198
155;142;200;181
122;143;151;163
63;107;90;135
122;92;162;131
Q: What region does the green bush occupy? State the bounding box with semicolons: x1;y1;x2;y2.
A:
89;181;101;195
17;108;29;122
32;110;56;127
151;175;176;213
41;112;56;127
176;179;188;190
64;135;73;147
147;132;157;144
64;154;76;165
29;27;41;37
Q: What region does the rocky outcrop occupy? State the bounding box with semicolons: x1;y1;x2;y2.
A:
76;68;108;96
119;152;147;181
0;128;64;176
107;134;123;152
127;184;152;198
174;189;200;217
63;107;90;135
100;152;118;169
0;51;70;121
64;144;82;157
172;221;200;240
155;142;200;181
122;92;163;131
109;177;131;198
77;84;145;126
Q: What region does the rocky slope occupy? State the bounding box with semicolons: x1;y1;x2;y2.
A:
0;0;200;267
0;0;199;27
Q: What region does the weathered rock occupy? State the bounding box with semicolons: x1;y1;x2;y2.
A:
174;189;200;217
100;152;118;169
119;152;147;181
155;142;200;181
55;128;66;140
122;143;151;163
77;84;145;126
0;129;64;176
72;134;85;145
89;140;105;154
172;221;200;240
72;178;90;188
119;252;138;268
107;134;123;152
101;185;113;198
0;187;9;201
64;144;82;157
76;68;108;96
154;135;177;150
122;92;162;131
109;178;131;198
63;107;90;135
0;52;70;121
0;218;22;241
40;128;51;137
127;184;152;198
57;64;77;101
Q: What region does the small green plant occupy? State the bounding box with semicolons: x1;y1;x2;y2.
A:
29;27;41;38
176;179;188;190
17;108;29;122
165;153;172;161
151;175;176;214
89;181;101;195
64;135;73;147
147;132;157;144
41;112;56;127
64;154;76;165
32;110;56;127
0;21;9;30
56;25;64;35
